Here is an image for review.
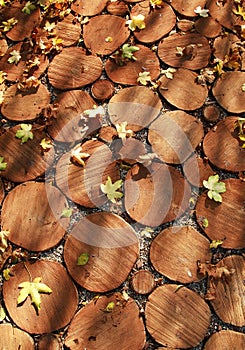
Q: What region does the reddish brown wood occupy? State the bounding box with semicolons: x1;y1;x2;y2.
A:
131;2;176;43
55;140;120;208
1;182;69;251
150;226;211;283
65;293;146;349
3;260;78;334
203;117;245;172
213;34;240;61
177;19;194;32
124;163;191;226
212;72;245;113
55;14;81;47
108;86;162;131
115;138;147;164
38;334;61;350
0;39;8;57
106;1;129;15
105;44;160;85
0;178;5;204
148;110;204;164
1;83;50;121
48;47;102;90
158;68;208;110
99;126;118;143
203;104;220;122
91;79;115;100
195;17;222;38
196;179;245;249
64;212;139;292
145;285;211;348
204;330;245;350
71;0;108;16
0;324;34;349
131;270;155;294
183;155;214;187
0;125;54;182
47;90;100;143
170;0;207;17
209;256;245;327
158;33;211;70
207;0;241;30
83;15;130;55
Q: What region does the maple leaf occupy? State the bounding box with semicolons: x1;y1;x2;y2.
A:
150;0;163;7
115;122;134;140
100;176;123;203
104;301;115;312
0;156;7;171
0;230;9;253
213;59;224;76
194;6;209;17
120;44;139;60
8;50;21;64
77;253;89;266
126;14;146;31
161;67;176;80
210;240;223;249
1;17;18;32
233;5;245;20
40;138;52;151
203;174;226;202
70;144;90;166
17;277;52;312
15;124;33;143
22;1;36;14
137;71;152;85
0;71;7;84
43;20;56;33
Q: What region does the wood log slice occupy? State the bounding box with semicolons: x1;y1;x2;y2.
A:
145;284;211;348
207;0;242;30
195;17;222;38
64;212;139;292
55;14;81;47
196;179;245;249
170;0;207;17
3;260;78;334
131;270;155;294
183;155;214;187
0;324;34;350
91;79;115;101
71;0;108;16
204;330;245;350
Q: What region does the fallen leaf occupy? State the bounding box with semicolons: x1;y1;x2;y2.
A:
100;176;123;203
210;240;223;249
0;306;6;322
126;14;146;31
194;6;209;17
40;138;52;151
17;277;52;313
15;124;34;143
115;122;134;140
8;50;21;64
70;144;90;166
233;5;245;20
0;157;7;171
203;174;226;202
61;207;73;218
0;230;9;252
104;301;115;312
77;253;89;266
137;71;152;86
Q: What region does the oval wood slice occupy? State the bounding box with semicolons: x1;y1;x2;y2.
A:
125;162;191;226
55;140;120;208
71;0;108;16
64;212;139;292
177;19;194;32
91;79;115;101
145;284;211;348
0;43;49;82
3;260;78;334
203;117;245;172
47;90;100;143
114;137;147;164
204;330;245;350
183;155;214;187
208;255;245;327
1;83;50;121
0;324;34;350
131;1;176;43
83;15;130;56
203;104;220;122
195;17;222;38
108;86;162;131
65;293;145;349
213;33;239;61
38;334;61;350
131;270;155;294
105;44;160;85
0;39;8;56
158;68;208;110
2;3;41;41
0;125;54;182
148;110;204;164
1;182;69;251
55;14;81;47
207;0;241;30
212;72;245;113
170;0;207;17
158;33;211;70
106;1;129;16
48;47;102;90
150;226;212;283
196;179;245;249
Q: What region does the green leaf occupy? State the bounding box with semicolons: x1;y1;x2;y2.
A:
0;157;7;171
121;44;139;60
203;175;226;202
211;191;222;202
15;124;33;143
100;176;123;203
0;306;6;322
22;1;36;14
61;207;73;218
201;218;209;229
17;277;52;313
77;253;89;266
104;301;115;312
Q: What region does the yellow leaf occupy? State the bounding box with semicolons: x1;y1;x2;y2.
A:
137;71;152;85
100;176;123;203
115;121;134;140
210;240;223;249
0;230;9;253
70;144;90;166
104;301;115;312
233;5;245;20
126;14;146;31
40;138;52;150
